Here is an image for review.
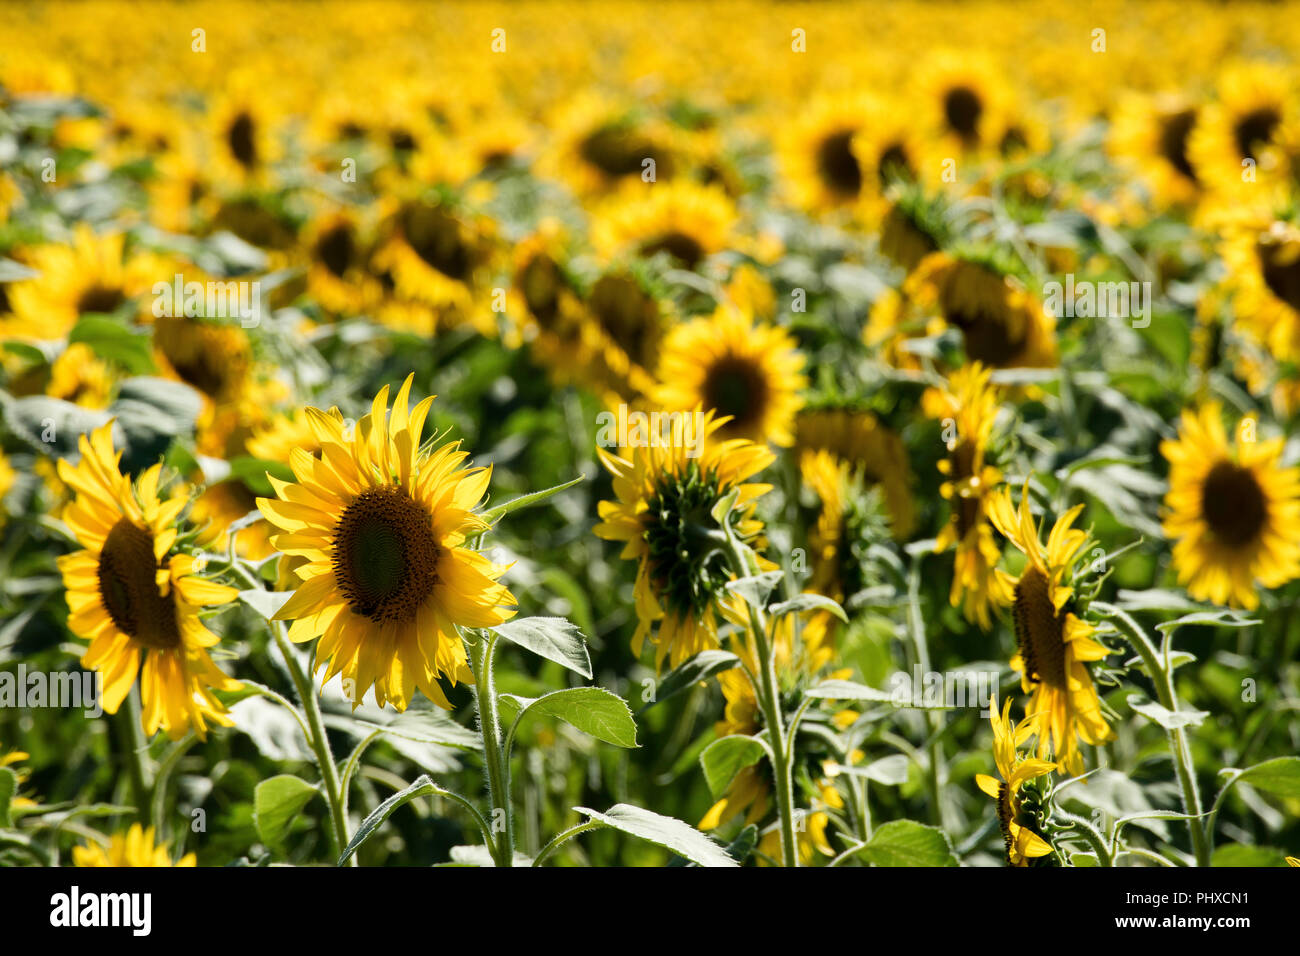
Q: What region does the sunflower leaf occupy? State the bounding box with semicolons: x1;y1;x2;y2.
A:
724;571;782;609
805;679;894;703
699;734;768;798
573;803;738;867
253;774;319;849
490;617;592;678
1127;694;1209;730
1225;757;1300;799
852;819;958;867
502;687;638;748
338;775;440;865
237;589;293;621
643;649;741;711
481;475;584;526
769;592;848;623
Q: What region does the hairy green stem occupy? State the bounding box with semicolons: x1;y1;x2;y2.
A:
470;631;514;866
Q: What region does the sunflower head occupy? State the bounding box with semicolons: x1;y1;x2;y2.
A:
1161;402;1300;609
654;305;807;448
975;697;1056;866
988;483;1114;776
595;409;774;670
257;375;516;711
56;422;240;740
73;823;196;867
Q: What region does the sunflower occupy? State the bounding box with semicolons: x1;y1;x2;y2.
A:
579;268;668;401
794;408;916;540
1108;92;1202;209
923;363;1011;629
505;220;586;349
0;747;37;811
1188;63;1297;200
906;251;1058;369
192;479;274;561
878;196;946;274
975;697;1056;866
2;227;164;340
56;422;241;740
542;92;680;196
779;93;885;215
47;343;114;409
256;375;516;711
988;483;1113;777
591;180;737;271
918;53;1013;155
151;315;252;405
1160;403;1300;609
698;666;769;831
654;305;806;447
1222;216;1300;363
208;82;281;188
73;823;196;867
301;207;382;317
594;409;774;670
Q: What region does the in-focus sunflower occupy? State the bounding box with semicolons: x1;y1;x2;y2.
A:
654;305;806;447
56;422;240;740
594;409;774;670
907;251;1057;369
1160;403;1300;609
73;823;196;867
256;375;516;711
923;363;1010;629
975;697;1056;866
988;483;1113;776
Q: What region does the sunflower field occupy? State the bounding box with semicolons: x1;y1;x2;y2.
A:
1;0;1300;883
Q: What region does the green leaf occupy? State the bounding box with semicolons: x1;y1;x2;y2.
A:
699;735;767;798
0;257;39;282
0;392;111;457
109;377;203;472
769;592;848;624
0;766;16;828
1211;844;1289;867
1154;609;1259;635
805;679;893;702
1127;694;1209;730
725;571;782;609
491;617;592;679
853;820;958;867
1114;589;1202;613
68;316;155;374
644;649;741;710
504;687;638;748
573;804;738;868
253;774;319;848
482;476;583;525
1232;757;1300;799
827;754;910;786
338;774;439;865
237;589;292;621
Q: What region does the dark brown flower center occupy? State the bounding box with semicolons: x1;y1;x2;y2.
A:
519;253;562;326
1013;565;1067;689
950;442;981;537
1159;108;1199;182
579;126;672;179
589;274;661;367
944;86;983;144
316;224;355;278
333;487;440;624
949;301;1028;368
228;111;257;168
995;782;1017;864
1258;238;1300;312
98;519;181;650
704;354;769;433
640;232;705;269
1201;461;1267;548
401;204;474;281
77;284;127;315
816;129;863;198
1233;107;1280;159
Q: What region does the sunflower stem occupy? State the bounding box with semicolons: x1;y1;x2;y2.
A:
271;624;353;867
116;688;152;824
469;630;514;867
1095;603;1211;866
722;534;799;867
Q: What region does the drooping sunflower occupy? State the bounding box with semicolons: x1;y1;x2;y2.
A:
654;305;806;447
56;422;240;740
256;375;516;711
591;180;737;271
923;363;1011;629
594;409;774;670
73;823;196;867
907;251;1058;369
988;483;1113;777
975;697;1056;867
1160;403;1300;610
